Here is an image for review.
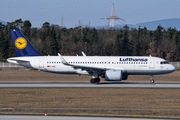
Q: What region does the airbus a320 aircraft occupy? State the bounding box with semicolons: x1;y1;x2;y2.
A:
8;29;176;83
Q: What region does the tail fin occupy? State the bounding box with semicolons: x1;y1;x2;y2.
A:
10;29;42;57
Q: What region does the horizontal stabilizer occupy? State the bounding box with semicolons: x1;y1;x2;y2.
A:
7;58;30;62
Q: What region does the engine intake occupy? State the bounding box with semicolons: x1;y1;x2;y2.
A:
105;69;122;81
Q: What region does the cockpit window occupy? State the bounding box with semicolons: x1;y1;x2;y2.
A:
160;61;169;64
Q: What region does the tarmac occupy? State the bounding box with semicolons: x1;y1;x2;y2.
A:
0;115;173;120
0;82;180;88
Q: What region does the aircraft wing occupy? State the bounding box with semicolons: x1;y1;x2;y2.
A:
58;53;107;74
73;65;106;71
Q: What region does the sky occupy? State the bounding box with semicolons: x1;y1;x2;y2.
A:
1;0;180;28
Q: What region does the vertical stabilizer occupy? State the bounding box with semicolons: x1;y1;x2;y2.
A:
10;29;42;57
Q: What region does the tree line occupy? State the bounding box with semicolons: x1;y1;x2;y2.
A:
0;19;180;62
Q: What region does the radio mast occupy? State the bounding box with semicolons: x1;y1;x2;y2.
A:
103;3;125;28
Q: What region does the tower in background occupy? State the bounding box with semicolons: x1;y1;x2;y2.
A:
61;16;64;27
104;3;125;28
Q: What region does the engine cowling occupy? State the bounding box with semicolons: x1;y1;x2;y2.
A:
105;69;122;81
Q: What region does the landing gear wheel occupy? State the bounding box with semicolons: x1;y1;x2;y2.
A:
95;78;100;83
90;79;96;83
90;78;100;83
150;75;155;83
150;79;154;83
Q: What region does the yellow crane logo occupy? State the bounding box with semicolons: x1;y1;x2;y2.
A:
15;37;27;49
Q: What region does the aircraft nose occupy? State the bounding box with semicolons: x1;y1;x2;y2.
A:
169;64;176;72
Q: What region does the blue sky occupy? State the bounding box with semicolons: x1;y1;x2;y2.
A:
1;0;180;28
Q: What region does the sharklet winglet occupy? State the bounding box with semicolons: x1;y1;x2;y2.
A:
81;51;86;56
58;53;73;66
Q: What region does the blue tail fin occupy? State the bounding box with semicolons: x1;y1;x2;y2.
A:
10;29;42;57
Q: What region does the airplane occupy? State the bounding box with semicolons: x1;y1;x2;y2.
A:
7;29;176;83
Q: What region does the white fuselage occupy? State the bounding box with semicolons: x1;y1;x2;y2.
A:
7;56;176;76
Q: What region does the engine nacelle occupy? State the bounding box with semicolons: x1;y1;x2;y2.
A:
105;69;122;81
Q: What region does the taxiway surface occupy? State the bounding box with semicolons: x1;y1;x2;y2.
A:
0;82;180;88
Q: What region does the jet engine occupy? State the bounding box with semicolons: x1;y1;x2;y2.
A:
105;69;122;81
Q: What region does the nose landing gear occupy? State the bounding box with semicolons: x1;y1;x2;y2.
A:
150;75;154;83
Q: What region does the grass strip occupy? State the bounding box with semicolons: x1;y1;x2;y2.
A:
0;88;180;118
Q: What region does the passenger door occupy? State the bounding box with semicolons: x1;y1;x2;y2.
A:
39;58;44;69
149;58;155;69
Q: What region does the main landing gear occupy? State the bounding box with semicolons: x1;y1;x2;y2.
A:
90;78;100;83
150;75;154;83
90;73;100;83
